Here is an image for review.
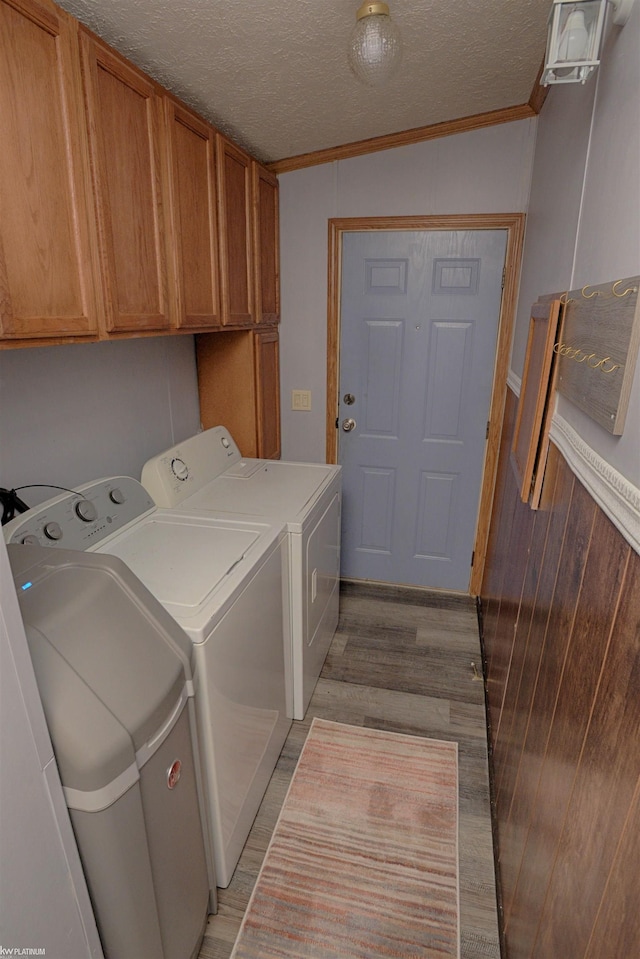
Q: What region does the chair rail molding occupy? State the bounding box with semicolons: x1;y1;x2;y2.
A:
549;415;640;555
506;375;639;553
507;369;522;396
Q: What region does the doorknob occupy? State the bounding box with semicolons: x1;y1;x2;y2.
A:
342;418;356;432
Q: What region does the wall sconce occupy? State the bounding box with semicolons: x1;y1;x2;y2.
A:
542;0;635;85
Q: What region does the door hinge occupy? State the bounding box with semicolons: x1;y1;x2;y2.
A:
486;420;490;440
501;267;506;290
471;550;475;567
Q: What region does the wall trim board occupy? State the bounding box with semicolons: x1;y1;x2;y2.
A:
507;370;522;395
549;415;640;556
528;60;550;115
268;104;536;174
507;379;640;554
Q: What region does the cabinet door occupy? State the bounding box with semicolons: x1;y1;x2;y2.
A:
165;98;221;330
0;0;101;343
79;30;172;334
196;329;280;458
217;136;254;326
252;163;280;325
196;332;258;454
255;328;281;459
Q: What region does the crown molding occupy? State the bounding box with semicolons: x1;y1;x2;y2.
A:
528;59;551;114
268;103;536;175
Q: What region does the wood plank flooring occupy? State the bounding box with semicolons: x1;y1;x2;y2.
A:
198;580;501;959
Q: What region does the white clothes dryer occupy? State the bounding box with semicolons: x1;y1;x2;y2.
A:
141;427;342;719
5;476;291;888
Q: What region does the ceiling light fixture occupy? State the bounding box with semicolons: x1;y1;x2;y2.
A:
348;2;402;87
541;0;636;85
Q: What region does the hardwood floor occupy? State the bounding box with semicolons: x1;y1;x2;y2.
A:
199;580;501;959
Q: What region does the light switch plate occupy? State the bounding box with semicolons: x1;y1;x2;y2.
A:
291;389;311;411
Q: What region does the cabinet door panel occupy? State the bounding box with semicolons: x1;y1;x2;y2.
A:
80;32;171;333
255;328;281;459
195;329;280;458
196;332;258;454
217;136;253;326
0;0;100;341
253;163;280;325
166;100;221;329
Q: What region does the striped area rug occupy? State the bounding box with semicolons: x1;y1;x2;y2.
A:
230;718;459;959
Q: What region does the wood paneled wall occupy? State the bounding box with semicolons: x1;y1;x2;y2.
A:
481;387;640;959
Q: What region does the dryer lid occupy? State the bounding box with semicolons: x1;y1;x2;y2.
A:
185;461;338;521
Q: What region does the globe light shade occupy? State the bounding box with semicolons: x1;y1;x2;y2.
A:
348;2;402;87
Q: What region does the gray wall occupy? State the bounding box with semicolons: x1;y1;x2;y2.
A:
278;118;537;462
0;335;200;507
278;8;639;494
512;6;640;488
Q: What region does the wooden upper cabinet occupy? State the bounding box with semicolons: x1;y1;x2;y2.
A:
79;29;173;334
165;98;221;330
0;0;101;343
252;163;280;325
1;1;274;348
216;135;254;326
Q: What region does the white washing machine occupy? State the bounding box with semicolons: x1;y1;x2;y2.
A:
5;476;291;888
141;427;342;719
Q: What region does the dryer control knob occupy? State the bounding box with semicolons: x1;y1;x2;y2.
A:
21;534;40;546
171;457;189;481
75;499;97;523
43;521;63;541
109;487;125;505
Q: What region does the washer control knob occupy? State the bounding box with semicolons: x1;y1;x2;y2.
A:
109;487;125;505
22;534;40;546
75;499;97;523
171;457;189;481
221;437;230;449
43;522;63;541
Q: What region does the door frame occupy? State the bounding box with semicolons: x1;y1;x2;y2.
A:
326;213;526;595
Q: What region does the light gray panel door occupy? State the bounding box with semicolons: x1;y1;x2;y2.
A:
338;230;507;591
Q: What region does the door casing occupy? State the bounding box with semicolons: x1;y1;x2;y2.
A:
326;213;526;595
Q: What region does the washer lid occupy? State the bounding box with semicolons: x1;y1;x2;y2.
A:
95;513;264;611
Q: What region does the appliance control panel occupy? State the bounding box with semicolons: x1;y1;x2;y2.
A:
141;426;244;507
4;477;155;551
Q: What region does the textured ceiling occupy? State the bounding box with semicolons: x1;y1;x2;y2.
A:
56;0;552;164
